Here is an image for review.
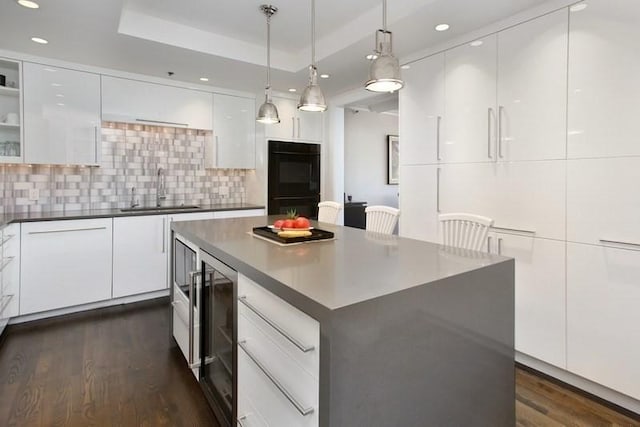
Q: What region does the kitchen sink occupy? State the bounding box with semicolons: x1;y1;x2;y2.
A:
120;205;201;212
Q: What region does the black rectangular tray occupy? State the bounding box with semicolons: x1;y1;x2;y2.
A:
252;226;335;245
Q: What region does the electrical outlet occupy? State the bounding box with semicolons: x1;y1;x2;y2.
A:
29;188;39;201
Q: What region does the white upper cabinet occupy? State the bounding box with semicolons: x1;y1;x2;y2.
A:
567;157;640;246
102;76;213;130
568;0;640;158
489;232;566;368
497;9;568;161
23;63;101;165
263;96;322;142
0;59;22;163
567;242;640;400
207;94;256;169
443;35;497;163
398;53;444;166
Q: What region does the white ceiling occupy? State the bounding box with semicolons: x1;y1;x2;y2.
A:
0;0;551;98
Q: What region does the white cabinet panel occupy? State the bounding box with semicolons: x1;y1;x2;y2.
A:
23;63;101;165
497;9;568;161
20;219;112;315
491;233;566;368
438;162;499;225
214;209;264;219
1;223;20;319
398;165;439;243
398;53;445;166
297;109;323;142
102;76;213;130
113;215;168;298
567;242;640;400
567;158;640;246
170;212;217;222
264;97;297;140
494;161;566;241
443;35;497;163
568;0;640;158
208;94;256;169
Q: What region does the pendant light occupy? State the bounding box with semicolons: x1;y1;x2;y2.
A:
298;0;327;112
257;5;280;124
365;0;404;92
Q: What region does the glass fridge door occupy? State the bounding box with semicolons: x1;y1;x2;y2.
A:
200;251;237;427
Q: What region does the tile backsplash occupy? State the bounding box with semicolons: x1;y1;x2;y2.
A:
0;122;247;215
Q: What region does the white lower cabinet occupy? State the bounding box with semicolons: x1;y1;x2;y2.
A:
1;223;20;321
215;209;264;219
237;274;319;427
399;165;439;242
20;219;112;315
567;242;640;400
490;232;566;368
113;215;168;298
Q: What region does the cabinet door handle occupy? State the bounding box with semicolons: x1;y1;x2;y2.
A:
436;167;441;213
487;108;493;159
436;116;442;161
497;237;503;255
291;117;295;139
28;226;107;235
487;236;492;253
238;295;314;352
239;340;315;416
136;118;189;127
599;239;640;250
188;270;201;366
94;126;99;164
491;226;536;235
162;217;166;253
297;117;301;138
215;136;219;167
497;106;504;159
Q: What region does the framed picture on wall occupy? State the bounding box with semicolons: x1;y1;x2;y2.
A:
387;135;399;185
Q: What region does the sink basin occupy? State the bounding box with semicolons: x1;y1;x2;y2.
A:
120;205;200;212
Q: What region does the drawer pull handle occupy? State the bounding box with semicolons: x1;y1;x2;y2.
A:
239;295;314;353
599;239;640;249
0;294;14;315
239;340;314;417
237;415;248;427
0;234;15;248
28;227;107;235
136;118;189;127
0;256;15;273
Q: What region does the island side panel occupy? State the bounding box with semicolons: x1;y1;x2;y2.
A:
327;259;515;427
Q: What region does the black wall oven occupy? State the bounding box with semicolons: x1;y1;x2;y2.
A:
268;140;320;219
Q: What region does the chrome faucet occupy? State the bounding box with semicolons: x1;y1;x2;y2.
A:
130;187;139;208
156;167;167;207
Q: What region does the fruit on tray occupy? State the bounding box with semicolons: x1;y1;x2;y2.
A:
271;209;311;230
278;230;312;238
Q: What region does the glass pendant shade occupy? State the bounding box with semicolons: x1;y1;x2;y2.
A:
298;65;327;112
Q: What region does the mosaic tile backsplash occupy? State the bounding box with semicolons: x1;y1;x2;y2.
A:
0;122;247;215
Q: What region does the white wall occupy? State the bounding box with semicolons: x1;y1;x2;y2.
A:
344;110;399;208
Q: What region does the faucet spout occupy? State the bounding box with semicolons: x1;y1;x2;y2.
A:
156;167;167;207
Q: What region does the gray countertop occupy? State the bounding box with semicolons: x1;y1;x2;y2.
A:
0;203;265;230
172;216;510;311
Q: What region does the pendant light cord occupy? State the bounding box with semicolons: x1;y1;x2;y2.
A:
382;0;387;31
311;0;316;67
267;13;272;89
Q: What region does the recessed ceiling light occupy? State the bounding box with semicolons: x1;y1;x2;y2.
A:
199;77;209;82
435;24;450;32
401;64;411;70
51;83;62;87
56;103;65;106
43;68;57;72
288;88;297;92
31;37;48;44
570;3;588;12
470;40;484;47
17;0;39;9
366;53;379;60
56;94;64;97
320;74;330;79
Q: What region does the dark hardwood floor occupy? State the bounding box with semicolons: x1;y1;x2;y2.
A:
0;299;218;427
0;299;638;426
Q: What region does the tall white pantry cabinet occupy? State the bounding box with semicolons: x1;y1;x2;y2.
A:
399;0;640;404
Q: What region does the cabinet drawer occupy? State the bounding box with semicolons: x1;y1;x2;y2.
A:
238;339;318;427
237;393;269;427
238;274;319;358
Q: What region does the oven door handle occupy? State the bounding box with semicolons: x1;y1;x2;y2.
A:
188;270;201;366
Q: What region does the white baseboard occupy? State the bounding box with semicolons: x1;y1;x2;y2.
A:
516;352;640;415
9;289;169;324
